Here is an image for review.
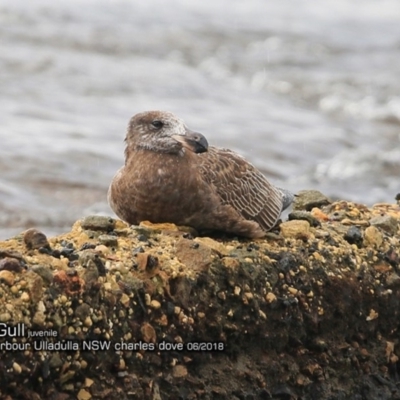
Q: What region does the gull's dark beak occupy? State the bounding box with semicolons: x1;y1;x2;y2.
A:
172;129;209;154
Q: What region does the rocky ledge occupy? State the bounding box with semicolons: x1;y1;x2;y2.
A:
0;191;400;400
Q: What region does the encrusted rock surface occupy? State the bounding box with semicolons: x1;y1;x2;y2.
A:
0;194;400;399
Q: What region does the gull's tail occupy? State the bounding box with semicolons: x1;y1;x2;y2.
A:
278;188;296;211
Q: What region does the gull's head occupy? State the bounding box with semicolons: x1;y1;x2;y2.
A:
125;110;208;155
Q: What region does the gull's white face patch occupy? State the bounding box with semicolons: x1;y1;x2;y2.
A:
157;112;186;137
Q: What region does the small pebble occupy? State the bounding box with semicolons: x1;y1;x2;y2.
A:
20;292;30;302
280;220;311;239
289;211;321;227
150;300;161;309
288;287;298;295
244;292;253;300
344;226;363;247
217;291;226;300
144;294;151;306
141;322;156;343
259;310;267;320
0;312;11;322
33;310;46;325
98;235;118;247
0;270;15;286
366;309;379;321
293;190;331;211
266;292;277;303
94;245;110;255
13;362;22;374
23;228;50;250
118;358;126;371
120;293;130;307
363;226;383;249
0;257;23;273
369;215;398;236
172;365;188;378
81;215;115;231
60;295;68;304
77;389;92;400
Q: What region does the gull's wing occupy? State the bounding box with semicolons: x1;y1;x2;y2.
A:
198;147;284;231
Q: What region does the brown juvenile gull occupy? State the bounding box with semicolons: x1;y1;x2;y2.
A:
108;111;294;238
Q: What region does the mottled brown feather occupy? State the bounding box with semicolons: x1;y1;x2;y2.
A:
198;147;283;232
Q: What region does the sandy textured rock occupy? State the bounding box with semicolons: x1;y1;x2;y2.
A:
364;225;383;248
1;197;400;400
293;189;331;211
0;270;15;286
279;219;311;239
369;214;399;236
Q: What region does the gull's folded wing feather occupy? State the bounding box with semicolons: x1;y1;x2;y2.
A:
198;147;283;231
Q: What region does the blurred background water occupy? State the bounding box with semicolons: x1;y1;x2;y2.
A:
1;0;399;240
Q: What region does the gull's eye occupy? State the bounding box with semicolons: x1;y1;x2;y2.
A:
151;120;164;129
